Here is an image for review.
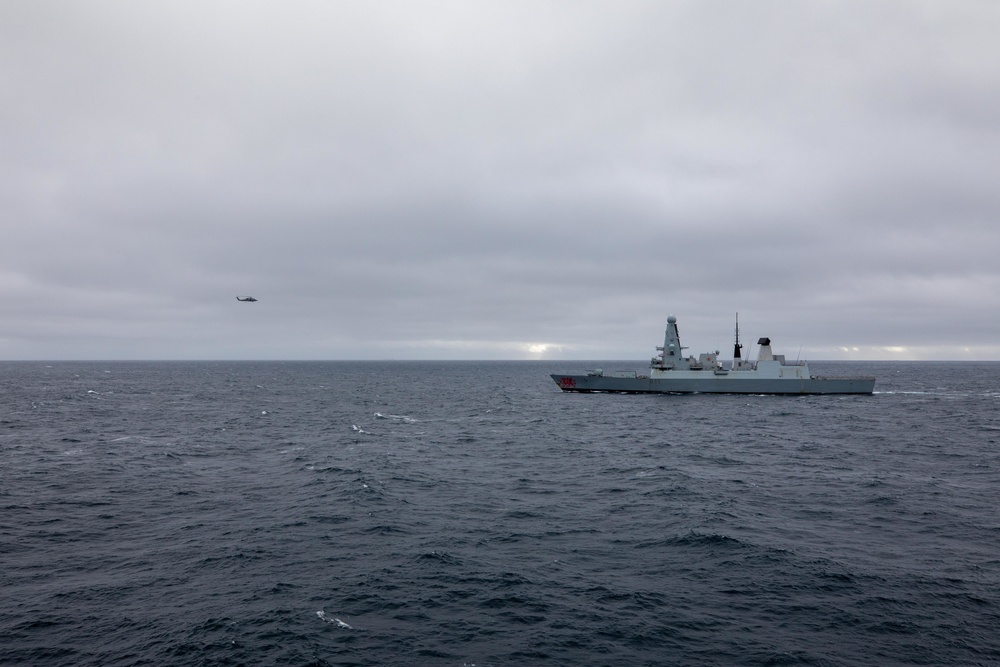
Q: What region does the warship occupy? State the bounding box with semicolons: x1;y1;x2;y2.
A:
551;314;875;395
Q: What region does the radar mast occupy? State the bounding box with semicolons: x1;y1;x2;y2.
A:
733;313;743;363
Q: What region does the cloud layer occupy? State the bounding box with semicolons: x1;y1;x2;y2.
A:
3;1;999;359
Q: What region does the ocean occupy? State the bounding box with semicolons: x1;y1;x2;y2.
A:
2;360;999;666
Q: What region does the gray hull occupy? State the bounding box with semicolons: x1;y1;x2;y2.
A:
551;374;875;395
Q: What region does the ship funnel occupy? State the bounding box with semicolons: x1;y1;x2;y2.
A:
757;337;773;361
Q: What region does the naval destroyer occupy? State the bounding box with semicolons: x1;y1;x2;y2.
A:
551;315;875;395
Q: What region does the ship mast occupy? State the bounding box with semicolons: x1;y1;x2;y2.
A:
733;312;743;364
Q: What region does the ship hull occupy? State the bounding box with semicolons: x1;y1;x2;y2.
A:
551;373;875;395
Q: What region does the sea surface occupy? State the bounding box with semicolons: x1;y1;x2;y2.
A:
2;360;999;666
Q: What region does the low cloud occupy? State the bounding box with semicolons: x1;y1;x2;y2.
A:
2;1;999;359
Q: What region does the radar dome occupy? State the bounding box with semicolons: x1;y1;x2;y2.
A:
667;315;677;323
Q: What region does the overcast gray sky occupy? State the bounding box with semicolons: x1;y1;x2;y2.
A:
3;1;998;360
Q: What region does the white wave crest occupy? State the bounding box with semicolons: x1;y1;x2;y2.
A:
374;411;417;423
316;611;353;629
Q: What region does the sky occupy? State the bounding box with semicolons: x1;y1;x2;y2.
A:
2;1;999;361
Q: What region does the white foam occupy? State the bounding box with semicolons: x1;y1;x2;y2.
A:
316;610;353;629
374;411;417;423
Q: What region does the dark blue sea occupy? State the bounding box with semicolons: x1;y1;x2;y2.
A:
3;360;999;666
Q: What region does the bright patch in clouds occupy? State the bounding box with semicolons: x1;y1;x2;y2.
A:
523;343;566;359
